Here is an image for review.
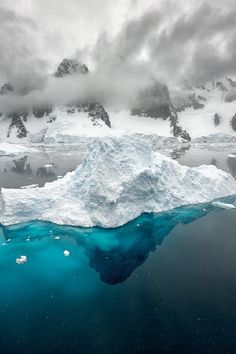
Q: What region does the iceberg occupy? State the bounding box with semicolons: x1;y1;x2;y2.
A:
1;135;236;228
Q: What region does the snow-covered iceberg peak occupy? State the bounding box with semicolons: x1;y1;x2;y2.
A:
1;135;236;228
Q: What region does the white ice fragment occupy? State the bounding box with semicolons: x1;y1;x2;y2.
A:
0;143;38;156
63;250;70;257
16;255;27;265
212;201;236;209
54;236;60;240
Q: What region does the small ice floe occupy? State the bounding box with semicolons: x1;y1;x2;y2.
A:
26;238;30;242
63;250;70;257
16;255;27;265
54;236;60;240
212;201;236;209
228;154;236;158
20;184;38;190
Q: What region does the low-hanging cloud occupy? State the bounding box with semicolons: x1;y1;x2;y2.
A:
0;1;48;94
0;0;236;113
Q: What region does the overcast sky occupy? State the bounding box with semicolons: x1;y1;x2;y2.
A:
0;0;236;95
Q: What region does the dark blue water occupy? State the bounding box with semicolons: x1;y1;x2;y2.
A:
0;199;236;354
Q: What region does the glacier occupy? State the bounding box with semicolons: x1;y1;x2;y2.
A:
0;135;236;228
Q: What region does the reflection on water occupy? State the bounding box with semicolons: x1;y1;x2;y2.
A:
0;147;83;188
170;144;191;160
1;144;236;189
12;156;32;175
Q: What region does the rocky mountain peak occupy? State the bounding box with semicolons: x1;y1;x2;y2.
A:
0;82;14;95
54;58;89;78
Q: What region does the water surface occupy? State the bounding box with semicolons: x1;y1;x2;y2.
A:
0;200;236;354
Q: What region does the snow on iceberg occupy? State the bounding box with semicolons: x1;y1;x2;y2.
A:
1;135;236;228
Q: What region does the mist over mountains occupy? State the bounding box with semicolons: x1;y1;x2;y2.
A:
1;0;236;111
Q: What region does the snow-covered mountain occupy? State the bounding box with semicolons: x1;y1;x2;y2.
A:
171;78;236;138
0;59;236;144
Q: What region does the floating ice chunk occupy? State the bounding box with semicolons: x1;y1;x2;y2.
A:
16;255;27;265
1;135;236;228
63;250;70;257
54;236;60;240
212;201;236;209
0;143;38;157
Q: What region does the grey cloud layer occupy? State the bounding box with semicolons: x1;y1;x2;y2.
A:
0;0;236;112
148;1;236;83
0;2;48;93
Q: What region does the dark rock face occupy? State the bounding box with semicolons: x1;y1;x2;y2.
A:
131;81;172;119
191;95;205;110
174;93;205;112
33;107;53;118
88;102;111;128
7;112;27;138
215;81;228;92
231;114;236;131
131;80;191;141
0;83;14;95
225;91;236;103
226;78;236;88
47;115;56;123
169;111;191;142
214;113;221;126
54;58;89;78
75;101;111;128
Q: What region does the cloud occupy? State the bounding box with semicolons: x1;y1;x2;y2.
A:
148;1;236;84
1;0;236;113
0;1;49;93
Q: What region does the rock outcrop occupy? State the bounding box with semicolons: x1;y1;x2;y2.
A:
54;58;89;78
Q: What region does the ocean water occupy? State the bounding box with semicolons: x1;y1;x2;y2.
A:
0;199;236;354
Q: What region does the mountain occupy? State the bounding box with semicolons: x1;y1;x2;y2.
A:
54;58;89;77
170;78;236;138
0;59;111;141
0;59;235;143
131;79;191;141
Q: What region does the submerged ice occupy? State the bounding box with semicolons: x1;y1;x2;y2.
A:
1;135;236;228
0;198;235;284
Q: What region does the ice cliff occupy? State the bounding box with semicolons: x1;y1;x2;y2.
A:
1;135;236;228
